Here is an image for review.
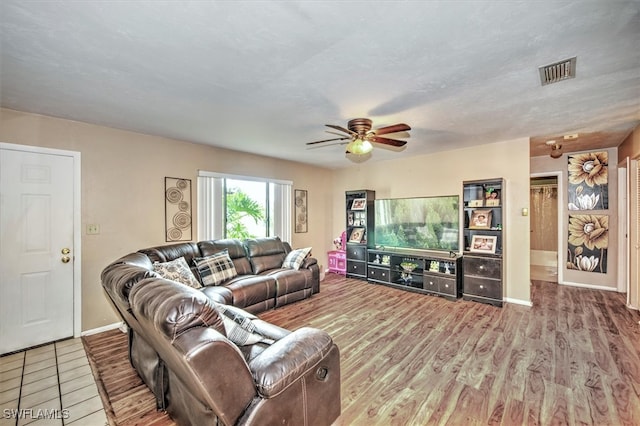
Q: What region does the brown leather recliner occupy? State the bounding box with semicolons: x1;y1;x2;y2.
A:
129;278;341;426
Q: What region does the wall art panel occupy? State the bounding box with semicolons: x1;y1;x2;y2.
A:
568;151;608;210
567;214;608;273
165;177;192;242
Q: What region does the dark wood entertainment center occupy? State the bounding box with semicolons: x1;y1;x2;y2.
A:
345;180;505;306
367;248;462;300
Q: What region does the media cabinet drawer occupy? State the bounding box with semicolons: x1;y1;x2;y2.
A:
347;245;366;261
464;256;501;279
463;276;501;300
368;266;390;282
347;260;366;276
423;274;457;296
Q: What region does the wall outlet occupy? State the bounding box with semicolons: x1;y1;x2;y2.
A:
87;224;100;235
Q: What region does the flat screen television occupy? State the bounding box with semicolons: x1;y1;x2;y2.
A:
374;195;459;252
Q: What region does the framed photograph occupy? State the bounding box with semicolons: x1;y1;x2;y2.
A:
468;199;484;207
485;189;500;206
469;209;492;229
349;227;365;243
351;198;366;210
470;235;497;254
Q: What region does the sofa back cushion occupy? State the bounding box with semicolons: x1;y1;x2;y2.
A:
130;278;226;341
139;242;201;277
101;253;155;306
245;237;287;274
198;239;253;275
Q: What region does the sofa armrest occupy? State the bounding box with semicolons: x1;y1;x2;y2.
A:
301;256;318;269
249;327;334;398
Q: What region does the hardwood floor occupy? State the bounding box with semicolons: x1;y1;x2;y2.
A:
260;274;640;425
85;274;640;425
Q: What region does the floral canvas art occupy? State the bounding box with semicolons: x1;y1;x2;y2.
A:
567;151;608;210
567;214;608;273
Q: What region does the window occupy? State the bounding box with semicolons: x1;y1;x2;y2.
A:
198;171;291;242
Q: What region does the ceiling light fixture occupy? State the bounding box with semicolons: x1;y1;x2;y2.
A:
345;137;373;155
546;140;563;159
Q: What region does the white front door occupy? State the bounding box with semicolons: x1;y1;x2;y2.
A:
0;147;76;354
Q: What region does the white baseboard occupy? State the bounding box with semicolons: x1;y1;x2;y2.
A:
81;321;126;336
559;281;618;292
504;297;533;307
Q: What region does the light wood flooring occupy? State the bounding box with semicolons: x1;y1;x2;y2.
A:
260;274;640;425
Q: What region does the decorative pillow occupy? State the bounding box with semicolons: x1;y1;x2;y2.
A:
281;247;312;270
152;257;202;289
194;249;238;286
213;303;274;346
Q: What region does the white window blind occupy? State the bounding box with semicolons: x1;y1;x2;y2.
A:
198;171;292;242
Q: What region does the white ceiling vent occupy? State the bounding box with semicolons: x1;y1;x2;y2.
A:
539;57;577;86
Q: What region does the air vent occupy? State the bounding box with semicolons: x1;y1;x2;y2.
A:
539;57;577;86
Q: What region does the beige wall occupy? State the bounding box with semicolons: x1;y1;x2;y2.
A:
618;126;640;162
531;148;619;290
0;107;535;332
332;137;532;304
0;108;335;330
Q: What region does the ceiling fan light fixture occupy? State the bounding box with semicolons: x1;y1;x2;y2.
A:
549;143;563;159
346;138;373;155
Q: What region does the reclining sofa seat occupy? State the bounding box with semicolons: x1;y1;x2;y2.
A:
100;236;330;424
129;278;341;426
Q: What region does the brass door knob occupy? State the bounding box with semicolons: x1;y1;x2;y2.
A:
61;256;71;263
61;248;70;254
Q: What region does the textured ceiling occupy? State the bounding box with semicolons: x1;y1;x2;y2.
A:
1;1;638;168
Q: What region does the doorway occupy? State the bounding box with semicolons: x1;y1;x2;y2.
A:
530;176;559;282
0;143;81;354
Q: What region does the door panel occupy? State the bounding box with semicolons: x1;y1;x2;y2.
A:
1;149;75;354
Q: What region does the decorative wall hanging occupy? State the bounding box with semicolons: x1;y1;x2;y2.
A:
567;214;608;273
165;177;192;242
294;189;307;233
568;151;608;210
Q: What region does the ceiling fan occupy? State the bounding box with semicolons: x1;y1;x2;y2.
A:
306;118;411;155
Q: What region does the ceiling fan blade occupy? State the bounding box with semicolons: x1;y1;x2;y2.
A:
326;124;357;135
306;136;350;146
373;123;411;136
307;141;348;150
369;136;407;147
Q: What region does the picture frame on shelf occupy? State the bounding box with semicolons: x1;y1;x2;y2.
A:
469;209;492;229
350;198;366;210
348;227;365;243
470;235;497;254
468;199;484;207
485;189;500;206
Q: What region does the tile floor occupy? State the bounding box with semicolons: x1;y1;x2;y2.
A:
0;338;107;426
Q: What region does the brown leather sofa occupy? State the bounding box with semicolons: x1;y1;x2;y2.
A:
101;237;339;425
